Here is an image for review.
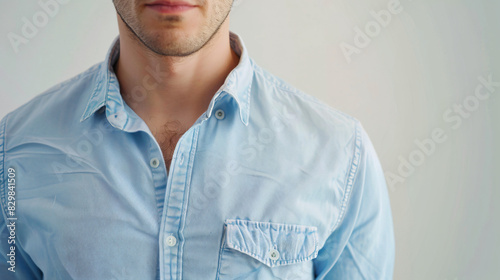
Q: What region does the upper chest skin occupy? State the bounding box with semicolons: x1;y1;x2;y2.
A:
145;111;205;171
129;100;211;171
149;120;187;172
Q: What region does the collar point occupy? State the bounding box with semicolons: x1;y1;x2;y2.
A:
240;113;250;126
79;114;90;123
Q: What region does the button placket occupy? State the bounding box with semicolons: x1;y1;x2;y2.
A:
160;127;199;280
165;235;177;247
179;153;185;166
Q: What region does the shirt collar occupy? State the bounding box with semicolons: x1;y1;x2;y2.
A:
80;31;253;128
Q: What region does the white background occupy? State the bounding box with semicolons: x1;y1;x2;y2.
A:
1;1;499;279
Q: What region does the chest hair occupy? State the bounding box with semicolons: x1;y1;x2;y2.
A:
152;120;187;171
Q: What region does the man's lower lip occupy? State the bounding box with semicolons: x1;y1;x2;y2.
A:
146;4;195;13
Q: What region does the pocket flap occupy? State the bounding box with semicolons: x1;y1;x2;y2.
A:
223;219;319;267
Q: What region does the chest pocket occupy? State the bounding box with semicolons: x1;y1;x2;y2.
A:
216;219;319;280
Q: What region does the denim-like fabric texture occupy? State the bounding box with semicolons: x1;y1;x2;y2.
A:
0;32;394;280
223;219;318;267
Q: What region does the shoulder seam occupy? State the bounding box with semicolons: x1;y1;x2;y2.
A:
330;120;362;233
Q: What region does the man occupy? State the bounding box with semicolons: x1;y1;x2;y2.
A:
0;0;394;279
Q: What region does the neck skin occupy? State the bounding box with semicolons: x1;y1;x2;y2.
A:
114;14;240;130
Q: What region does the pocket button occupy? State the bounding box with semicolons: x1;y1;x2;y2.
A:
269;249;280;261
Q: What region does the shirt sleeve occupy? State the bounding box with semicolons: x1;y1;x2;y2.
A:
0;115;43;279
314;121;395;279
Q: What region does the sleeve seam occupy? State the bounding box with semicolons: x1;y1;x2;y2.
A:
0;114;10;224
329;120;362;234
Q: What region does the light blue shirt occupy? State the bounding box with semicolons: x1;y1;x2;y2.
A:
0;32;394;280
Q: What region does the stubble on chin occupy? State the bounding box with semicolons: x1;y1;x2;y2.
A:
114;0;232;57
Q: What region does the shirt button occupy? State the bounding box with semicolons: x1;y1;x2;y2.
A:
165;235;177;247
114;111;126;120
215;109;225;120
269;249;280;261
150;158;160;168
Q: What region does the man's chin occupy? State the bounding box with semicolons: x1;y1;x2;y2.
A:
140;38;201;57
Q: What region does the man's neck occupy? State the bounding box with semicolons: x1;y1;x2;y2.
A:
114;18;240;128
